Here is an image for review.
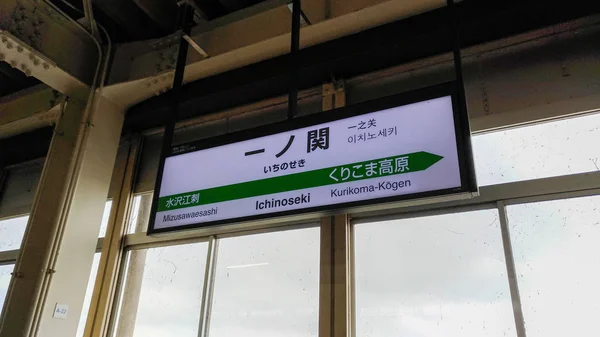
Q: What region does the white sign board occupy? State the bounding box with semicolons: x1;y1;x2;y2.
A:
150;93;468;232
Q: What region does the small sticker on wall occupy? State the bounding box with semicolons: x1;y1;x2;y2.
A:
53;303;69;319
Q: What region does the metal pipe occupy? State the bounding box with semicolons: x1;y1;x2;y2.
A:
82;0;100;38
288;0;301;120
22;3;106;335
43;0;103;126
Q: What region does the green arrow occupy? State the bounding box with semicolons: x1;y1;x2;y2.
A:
158;151;443;212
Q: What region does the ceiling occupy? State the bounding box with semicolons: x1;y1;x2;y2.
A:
0;0;273;99
0;61;41;98
46;0;273;42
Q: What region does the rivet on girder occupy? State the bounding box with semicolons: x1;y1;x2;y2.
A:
42;62;49;70
6;42;13;49
17;46;23;53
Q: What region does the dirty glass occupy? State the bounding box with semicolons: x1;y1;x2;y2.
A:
0;216;28;252
508;195;600;337
473;112;600;186
113;242;208;337
127;193;153;234
209;227;320;337
0;264;14;315
98;201;113;238
76;253;101;337
354;209;517;337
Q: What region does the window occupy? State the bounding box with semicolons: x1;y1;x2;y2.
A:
76;253;101;337
113;242;209;337
473;112;600;186
354;209;517;337
0;216;28;252
98;201;113;238
209;227;320;337
127;193;153;234
507;195;600;337
0;264;14;314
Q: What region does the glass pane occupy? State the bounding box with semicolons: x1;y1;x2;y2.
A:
0;216;28;251
473;112;600;186
354;209;517;337
98;201;112;238
76;253;101;337
508;195;600;337
114;242;208;337
127;193;153;234
209;227;320;337
0;264;14;315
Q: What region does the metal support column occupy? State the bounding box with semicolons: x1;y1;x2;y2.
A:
319;83;352;337
0;94;126;337
84;137;141;337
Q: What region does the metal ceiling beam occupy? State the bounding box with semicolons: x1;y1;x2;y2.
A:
190;0;229;20
0;85;61;139
0;60;40;96
90;0;166;39
0;0;97;99
122;0;600;132
0;60;38;86
104;0;440;105
133;0;178;31
0;127;54;168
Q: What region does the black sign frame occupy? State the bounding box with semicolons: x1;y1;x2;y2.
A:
147;82;477;234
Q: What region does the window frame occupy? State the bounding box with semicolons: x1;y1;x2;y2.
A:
93;90;600;337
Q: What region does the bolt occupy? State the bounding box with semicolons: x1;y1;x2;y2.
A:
6;42;13;49
1;36;7;43
10;272;24;278
42;62;49;70
17;46;23;53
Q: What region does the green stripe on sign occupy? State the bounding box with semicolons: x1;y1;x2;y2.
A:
158;151;443;212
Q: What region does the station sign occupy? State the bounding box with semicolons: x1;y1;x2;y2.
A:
148;84;476;233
